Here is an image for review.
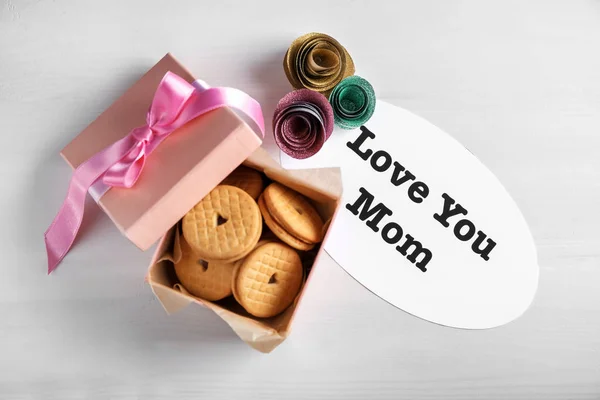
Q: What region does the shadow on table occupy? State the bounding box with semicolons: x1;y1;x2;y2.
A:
54;296;252;360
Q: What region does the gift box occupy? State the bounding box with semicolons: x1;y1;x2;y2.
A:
60;54;263;251
57;53;342;352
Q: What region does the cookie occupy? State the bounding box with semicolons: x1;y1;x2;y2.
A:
234;242;303;318
231;258;245;305
220;165;264;200
258;194;315;251
230;239;273;305
263;182;324;243
182;185;262;263
174;237;236;301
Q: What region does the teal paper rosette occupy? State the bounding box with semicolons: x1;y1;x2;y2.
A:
328;75;376;130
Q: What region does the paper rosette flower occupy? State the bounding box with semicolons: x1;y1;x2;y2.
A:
273;89;334;159
329;75;376;130
284;32;355;96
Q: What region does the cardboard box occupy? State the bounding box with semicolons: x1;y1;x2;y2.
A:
61;53;343;352
148;149;342;352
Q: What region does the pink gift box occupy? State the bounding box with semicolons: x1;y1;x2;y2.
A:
60;53;343;352
61;53;263;250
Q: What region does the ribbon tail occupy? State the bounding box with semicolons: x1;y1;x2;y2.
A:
44;175;89;274
44;135;138;274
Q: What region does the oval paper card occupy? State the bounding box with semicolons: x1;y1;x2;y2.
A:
280;100;538;329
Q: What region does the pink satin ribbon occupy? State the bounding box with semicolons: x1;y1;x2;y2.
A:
45;72;265;274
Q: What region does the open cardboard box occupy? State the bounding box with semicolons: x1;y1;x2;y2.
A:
148;149;342;353
60;52;343;353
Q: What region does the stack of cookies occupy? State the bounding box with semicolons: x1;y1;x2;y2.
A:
174;165;324;319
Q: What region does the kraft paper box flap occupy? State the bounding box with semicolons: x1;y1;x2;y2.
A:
147;147;343;353
60;53;263;251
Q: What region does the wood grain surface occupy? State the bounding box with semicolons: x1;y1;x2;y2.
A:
1;0;599;398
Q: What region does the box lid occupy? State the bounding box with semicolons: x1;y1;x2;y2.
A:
61;53;263;250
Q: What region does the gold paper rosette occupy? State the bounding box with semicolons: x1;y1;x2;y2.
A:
284;32;355;96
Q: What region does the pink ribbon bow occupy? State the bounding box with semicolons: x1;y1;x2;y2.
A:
44;72;265;274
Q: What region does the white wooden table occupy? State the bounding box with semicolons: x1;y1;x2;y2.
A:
1;0;599;398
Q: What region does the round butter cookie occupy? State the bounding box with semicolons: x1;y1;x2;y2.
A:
230;239;274;305
263;182;324;243
235;242;303;318
220;165;264;200
258;194;315;251
182;185;262;263
231;258;245;305
174;237;236;301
